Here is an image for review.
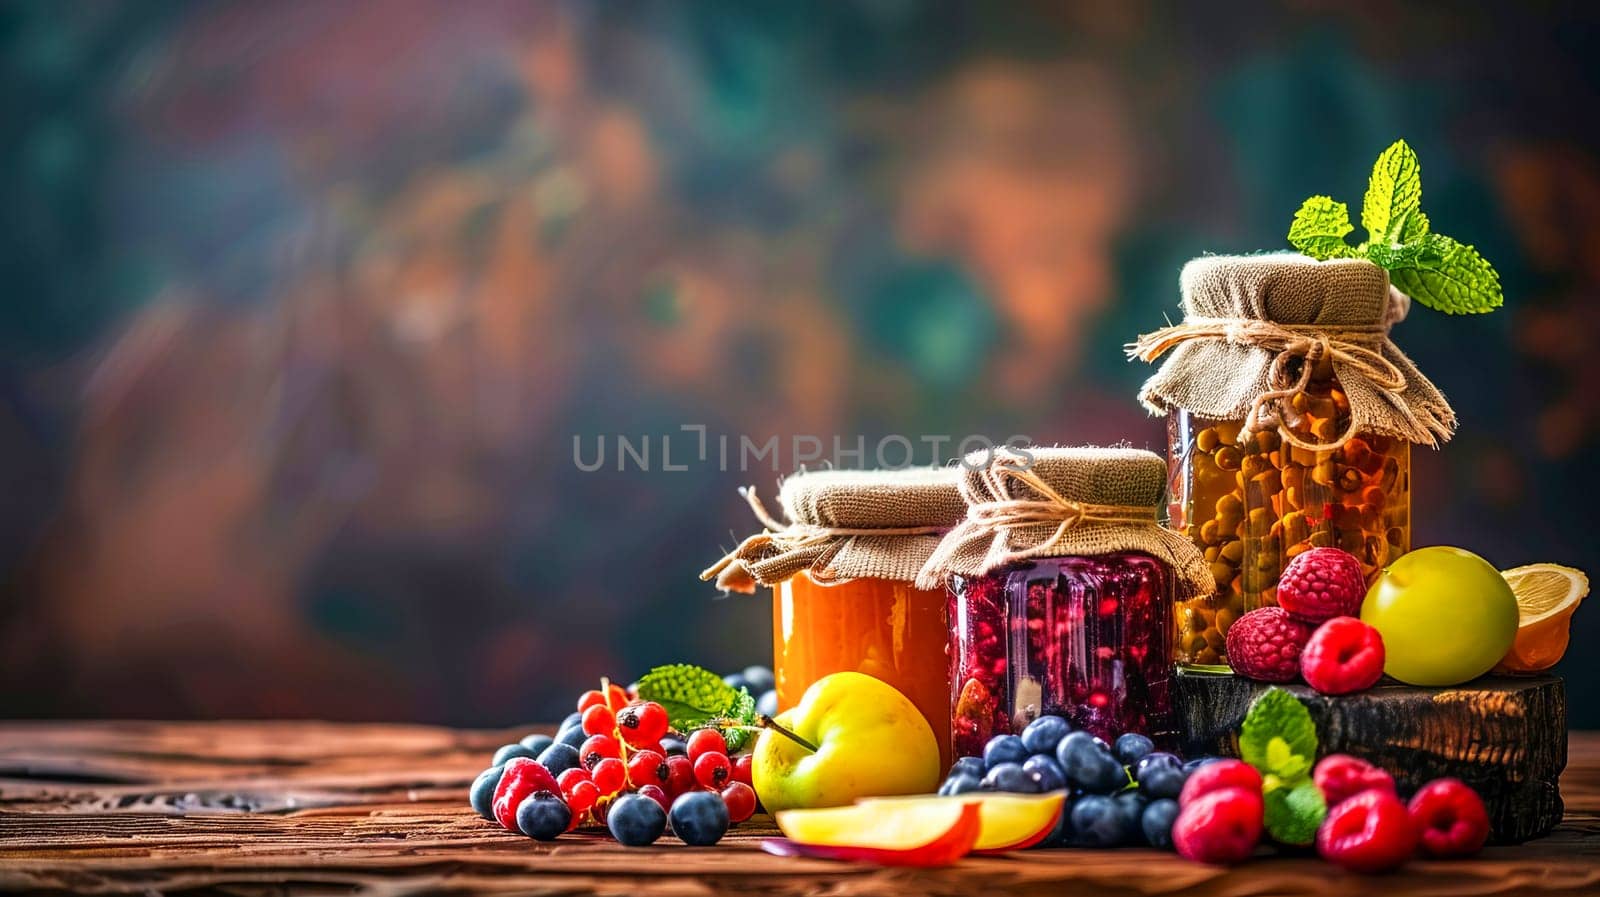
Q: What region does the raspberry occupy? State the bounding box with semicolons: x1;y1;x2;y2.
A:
1179;759;1263;806
1225;607;1314;682
1313;754;1396;807
1316;789;1417;872
1301;617;1386;694
1277;547;1367;622
1172;787;1263;865
1407;778;1489;857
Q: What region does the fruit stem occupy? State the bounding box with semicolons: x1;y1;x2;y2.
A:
757;714;818;753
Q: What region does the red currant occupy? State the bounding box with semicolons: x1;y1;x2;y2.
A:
693;752;732;789
721;782;756;824
581;704;617;737
580;683;628;713
616;701;670;749
590;757;626;796
686;728;727;763
636;783;671;815
731;754;754;787
577;689;607;713
626;749;669;790
556;768;598;815
578;733;621;769
664;754;695;797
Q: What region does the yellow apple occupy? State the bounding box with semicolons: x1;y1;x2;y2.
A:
752;671;941;812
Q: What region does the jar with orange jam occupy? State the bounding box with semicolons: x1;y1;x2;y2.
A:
702;468;965;767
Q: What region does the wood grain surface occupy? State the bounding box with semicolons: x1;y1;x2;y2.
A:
1;720;1596;896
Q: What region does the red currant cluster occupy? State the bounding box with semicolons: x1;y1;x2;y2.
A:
473;681;757;846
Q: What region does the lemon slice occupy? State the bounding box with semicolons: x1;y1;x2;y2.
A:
1497;563;1588;672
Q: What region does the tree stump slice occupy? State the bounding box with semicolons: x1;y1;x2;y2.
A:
1173;672;1567;843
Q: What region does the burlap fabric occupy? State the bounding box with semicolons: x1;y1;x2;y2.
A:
701;467;967;593
914;446;1213;604
1131;253;1455;448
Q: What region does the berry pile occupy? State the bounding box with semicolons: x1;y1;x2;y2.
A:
470;679;759;847
1174;752;1489;871
939;714;1215;850
1227;547;1387;695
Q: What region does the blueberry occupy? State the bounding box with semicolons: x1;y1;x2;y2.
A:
492;743;538;766
558;711;583;733
537;742;581;778
557;725;588;750
1022;754;1067;792
659;736;688;757
1021;715;1072;757
939;773;982;796
1112;790;1148;843
1141;798;1180;849
1056;732;1127;794
983;735;1029;770
608;793;668;846
1134;751;1180;780
1139;765;1188;800
756;689;779;718
722;672;750;694
949;756;986;780
981;761;1041;794
1182;756;1221;774
515;790;571;840
1068;795;1126;847
1113;733;1155;766
469;765;505;819
742;665;776;695
519;733;555;754
1135;753;1186;800
669;790;730;846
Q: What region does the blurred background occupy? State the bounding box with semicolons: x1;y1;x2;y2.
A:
3;0;1599;726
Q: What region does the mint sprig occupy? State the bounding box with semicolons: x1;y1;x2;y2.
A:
634;663;758;749
1287;139;1502;315
1239;687;1326;845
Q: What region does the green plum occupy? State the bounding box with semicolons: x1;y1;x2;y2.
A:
1360;546;1519;686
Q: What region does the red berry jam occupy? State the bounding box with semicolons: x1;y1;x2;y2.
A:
949;553;1174;756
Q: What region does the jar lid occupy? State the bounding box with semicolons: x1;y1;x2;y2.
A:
915;445;1213;604
701;466;965;593
1130;253;1455;449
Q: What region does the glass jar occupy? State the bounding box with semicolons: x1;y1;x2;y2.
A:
948;552;1174;757
774;571;953;767
1167;361;1411;670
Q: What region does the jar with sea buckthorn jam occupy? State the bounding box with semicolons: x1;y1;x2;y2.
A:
1133;254;1451;671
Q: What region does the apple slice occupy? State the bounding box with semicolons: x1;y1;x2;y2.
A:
765;799;981;866
861;792;1066;853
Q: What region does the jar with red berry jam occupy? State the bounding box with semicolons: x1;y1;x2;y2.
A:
702;467;966;768
918;447;1213;755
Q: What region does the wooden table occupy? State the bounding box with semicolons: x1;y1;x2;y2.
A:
1;722;1596;895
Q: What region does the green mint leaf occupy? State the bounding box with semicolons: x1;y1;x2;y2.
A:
1288;195;1357;259
1401;209;1430;242
721;688;758;752
635;663;740;731
1239;688;1318;776
1362;139;1424;245
1265;736;1292;772
1387;234;1504;315
1264;779;1328;846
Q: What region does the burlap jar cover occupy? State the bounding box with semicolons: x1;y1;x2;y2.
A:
1129;253;1456;451
914;446;1213;603
700;467;968;593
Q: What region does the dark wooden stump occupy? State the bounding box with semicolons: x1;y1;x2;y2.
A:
1173;672;1567;843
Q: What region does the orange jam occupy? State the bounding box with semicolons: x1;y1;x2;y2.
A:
773;571;952;768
